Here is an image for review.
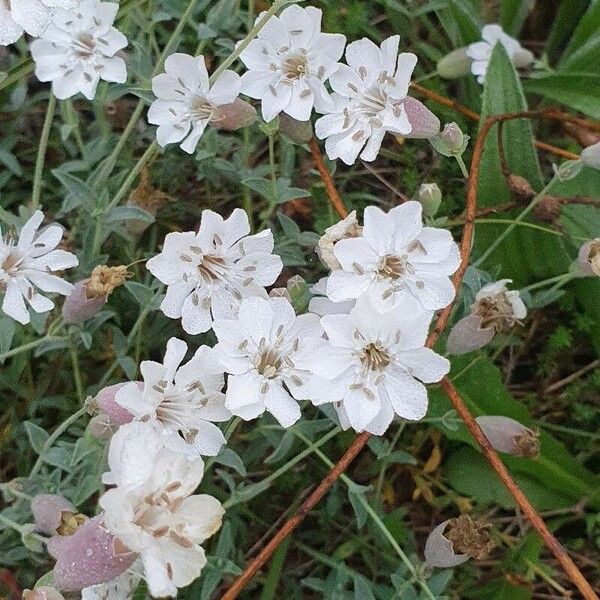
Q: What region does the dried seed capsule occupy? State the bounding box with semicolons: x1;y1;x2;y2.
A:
476;415;540;458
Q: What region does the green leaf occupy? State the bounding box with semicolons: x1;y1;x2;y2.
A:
558;0;600;73
445;446;573;510
353;575;376;600
500;0;531;35
347;482;370;529
436;0;481;46
243;177;311;205
473;43;569;284
523;73;600;119
52;169;95;214
430;355;600;508
106;205;155;224
124;281;154;305
0;150;22;176
24;421;49;454
214;447;246;476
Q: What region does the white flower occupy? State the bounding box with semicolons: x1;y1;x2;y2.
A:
466;24;534;84
148;53;241;154
0;0;75;46
214;296;326;428
299;297;449;435
239;4;345;122
0;210;78;324
146;208;283;334
81;565;142;600
100;422;224;598
115;337;230;458
314;35;417;165
30;0;127;100
325;202;460;313
307;277;354;317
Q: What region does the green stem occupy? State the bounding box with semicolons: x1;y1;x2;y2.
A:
96;287;163;388
223;426;341;509
70;344;85;403
0;335;66;362
29;406;89;479
455;154;469;179
375;423;405;496
31;94;57;211
522;272;576;293
475;175;558;267
294;431;436;600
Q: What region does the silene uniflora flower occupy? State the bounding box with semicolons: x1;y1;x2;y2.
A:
315;35;418;165
30;0;127;100
578;238;600;276
100;422;224;598
447;279;526;355
148;53;241;154
115;337;229;458
466;24;534;84
0;0;75;46
146;208;283;334
239;4;346;122
299;297;450;435
325;202;460;313
214;296;326;428
0;210;78;324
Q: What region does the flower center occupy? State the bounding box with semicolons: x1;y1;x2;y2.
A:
72;33;96;59
377;254;408;280
151;379;208;433
254;346;282;379
359;342;391;371
0;248;23;277
188;95;215;121
134;488;194;549
282;51;309;80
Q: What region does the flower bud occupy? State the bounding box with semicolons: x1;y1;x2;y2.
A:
446;314;495;355
31;494;77;536
278;113;314;144
62;280;107;324
513;48;535;69
436;47;472;79
533;195;561;223
476;415;540;458
23;587;65;600
431;122;469;157
417;183;442;217
211;98;257;131
424;520;470;568
578;238;600;276
93;382;140;427
269;287;292;301
581;141;600;170
48;515;136;592
507;174;535;200
286;274;309;313
403;97;441;139
316;211;362;270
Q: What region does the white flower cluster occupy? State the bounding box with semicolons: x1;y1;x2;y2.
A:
150;5;440;161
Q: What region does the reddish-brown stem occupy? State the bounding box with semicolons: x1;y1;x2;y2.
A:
440;377;598;600
410;83;582;161
309;137;348;219
220;432;370;600
221;113;599;600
